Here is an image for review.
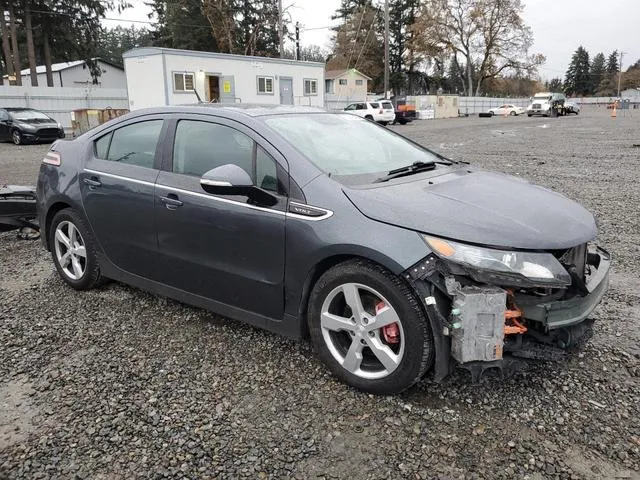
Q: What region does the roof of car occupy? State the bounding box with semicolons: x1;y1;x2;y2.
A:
133;103;329;118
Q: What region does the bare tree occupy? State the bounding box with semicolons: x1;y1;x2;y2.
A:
24;0;38;86
413;0;543;96
42;30;54;86
0;1;11;85
8;0;21;85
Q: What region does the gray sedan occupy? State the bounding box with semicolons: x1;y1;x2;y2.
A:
36;104;609;393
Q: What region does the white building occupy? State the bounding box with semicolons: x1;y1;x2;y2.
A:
324;68;371;110
621;88;640;102
17;59;126;88
123;47;325;110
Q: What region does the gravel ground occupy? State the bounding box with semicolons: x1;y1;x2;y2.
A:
1;107;639;479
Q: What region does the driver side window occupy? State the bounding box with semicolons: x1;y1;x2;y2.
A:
172;120;285;194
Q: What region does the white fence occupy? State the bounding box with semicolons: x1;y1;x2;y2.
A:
0;86;129;129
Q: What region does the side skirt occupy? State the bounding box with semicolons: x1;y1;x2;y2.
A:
97;252;303;339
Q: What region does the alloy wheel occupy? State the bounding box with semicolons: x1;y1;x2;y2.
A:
12;130;21;145
320;282;405;380
54;220;87;280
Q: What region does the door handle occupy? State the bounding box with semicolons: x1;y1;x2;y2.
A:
83;176;101;189
160;193;183;210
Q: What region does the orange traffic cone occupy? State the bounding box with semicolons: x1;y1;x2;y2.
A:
611;102;617;118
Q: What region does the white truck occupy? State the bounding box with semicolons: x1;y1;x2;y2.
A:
526;92;568;117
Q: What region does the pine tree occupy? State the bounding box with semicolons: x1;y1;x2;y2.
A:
564;46;591;96
589;53;605;95
597;50;620;95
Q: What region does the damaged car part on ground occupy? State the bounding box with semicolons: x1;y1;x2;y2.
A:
36;104;610;394
0;184;40;240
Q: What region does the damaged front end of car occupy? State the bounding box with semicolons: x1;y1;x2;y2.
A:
404;235;611;382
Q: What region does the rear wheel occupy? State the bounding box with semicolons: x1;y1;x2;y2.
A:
308;259;434;394
49;208;103;290
510;110;516;116
364;115;374;121
379;121;389;126
398;118;407;125
11;129;22;145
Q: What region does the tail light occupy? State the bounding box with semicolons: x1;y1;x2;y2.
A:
42;151;61;166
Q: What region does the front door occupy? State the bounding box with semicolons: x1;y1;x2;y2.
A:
206;75;220;102
80;116;166;278
154;115;288;319
279;77;293;105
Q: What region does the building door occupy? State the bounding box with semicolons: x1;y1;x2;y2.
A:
279;77;293;105
219;75;236;103
206;75;220;102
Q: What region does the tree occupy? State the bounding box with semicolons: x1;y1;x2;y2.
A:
7;1;22;85
564;46;590;96
413;0;543;96
389;0;424;94
589;52;605;95
621;58;640;91
24;0;38;86
546;77;563;92
147;0;217;52
283;45;326;63
327;2;384;91
596;50;620;95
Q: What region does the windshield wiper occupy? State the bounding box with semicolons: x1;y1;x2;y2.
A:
373;161;436;183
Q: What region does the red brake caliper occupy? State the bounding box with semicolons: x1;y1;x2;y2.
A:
376;301;400;344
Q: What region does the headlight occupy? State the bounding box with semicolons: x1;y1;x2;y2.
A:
422;235;571;287
18;122;36;131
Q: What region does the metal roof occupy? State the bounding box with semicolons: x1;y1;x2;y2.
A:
123;47;325;68
20;59;123;75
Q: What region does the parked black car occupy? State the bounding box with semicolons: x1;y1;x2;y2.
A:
0;107;65;145
36;105;610;394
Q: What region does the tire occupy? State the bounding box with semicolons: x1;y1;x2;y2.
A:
489;111;494;116
527;114;532;117
379;121;389;126
49;208;103;290
11;129;22;145
364;115;374;121
307;259;434;394
398;119;407;125
509;110;516;116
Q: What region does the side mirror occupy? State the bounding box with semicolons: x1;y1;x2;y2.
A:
200;164;278;207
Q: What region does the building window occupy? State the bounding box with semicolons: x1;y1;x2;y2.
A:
174;72;194;92
325;79;334;94
339;79;347;85
304;78;318;96
257;76;274;94
355;79;363;86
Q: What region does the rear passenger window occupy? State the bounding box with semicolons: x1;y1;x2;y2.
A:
369;102;379;109
105;120;163;168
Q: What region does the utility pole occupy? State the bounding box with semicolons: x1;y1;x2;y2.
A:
617;51;625;98
384;0;389;99
278;0;284;58
295;22;301;61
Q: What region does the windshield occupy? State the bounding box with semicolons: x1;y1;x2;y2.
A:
10;109;51;121
264;113;439;184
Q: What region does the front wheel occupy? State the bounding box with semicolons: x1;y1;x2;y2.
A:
510;110;516;116
11;130;22;145
364;115;374;121
308;260;434;394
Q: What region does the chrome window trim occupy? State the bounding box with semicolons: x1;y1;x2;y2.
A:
83;169;334;222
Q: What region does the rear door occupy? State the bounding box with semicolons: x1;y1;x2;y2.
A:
80;115;167;278
153;114;288;319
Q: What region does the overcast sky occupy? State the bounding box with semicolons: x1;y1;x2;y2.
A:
106;0;640;81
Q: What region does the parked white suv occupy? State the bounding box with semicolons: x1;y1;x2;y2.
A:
344;101;395;125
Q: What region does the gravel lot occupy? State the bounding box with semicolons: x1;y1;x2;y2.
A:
1;107;639;479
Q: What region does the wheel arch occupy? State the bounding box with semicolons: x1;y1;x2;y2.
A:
43;201;73;250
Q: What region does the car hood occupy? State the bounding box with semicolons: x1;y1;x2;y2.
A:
343;168;597;250
16;118;57;126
